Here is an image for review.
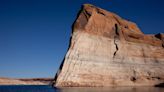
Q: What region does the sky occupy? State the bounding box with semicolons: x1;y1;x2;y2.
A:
0;0;164;78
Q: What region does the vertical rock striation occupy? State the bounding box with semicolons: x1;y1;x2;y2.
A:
53;4;164;87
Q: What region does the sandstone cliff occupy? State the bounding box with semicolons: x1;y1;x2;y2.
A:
53;4;164;87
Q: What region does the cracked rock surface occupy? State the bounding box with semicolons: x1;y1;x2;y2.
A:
53;4;164;87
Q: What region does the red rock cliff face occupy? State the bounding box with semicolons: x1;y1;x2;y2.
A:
53;4;164;87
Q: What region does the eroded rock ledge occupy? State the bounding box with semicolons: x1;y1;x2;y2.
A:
53;4;164;87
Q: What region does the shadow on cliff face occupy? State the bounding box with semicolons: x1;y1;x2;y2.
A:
155;83;164;88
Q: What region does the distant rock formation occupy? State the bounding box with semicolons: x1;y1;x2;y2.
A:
53;4;164;87
0;77;52;85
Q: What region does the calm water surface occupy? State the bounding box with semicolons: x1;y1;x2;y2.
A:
0;85;164;92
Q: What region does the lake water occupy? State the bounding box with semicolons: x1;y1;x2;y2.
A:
0;85;164;92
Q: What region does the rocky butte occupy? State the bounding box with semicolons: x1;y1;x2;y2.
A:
53;4;164;87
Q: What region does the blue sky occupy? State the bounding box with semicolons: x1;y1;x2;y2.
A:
0;0;164;78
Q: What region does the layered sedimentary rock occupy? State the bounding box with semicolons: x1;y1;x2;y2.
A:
53;4;164;87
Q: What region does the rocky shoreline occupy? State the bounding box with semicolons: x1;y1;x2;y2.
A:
0;77;53;85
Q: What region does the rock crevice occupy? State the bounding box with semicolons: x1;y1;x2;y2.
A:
113;36;119;58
